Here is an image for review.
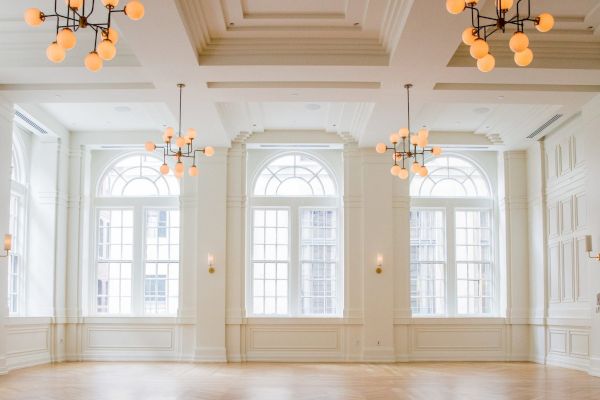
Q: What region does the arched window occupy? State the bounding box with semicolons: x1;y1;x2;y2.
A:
93;153;180;315
8;135;28;316
248;152;341;316
409;155;495;317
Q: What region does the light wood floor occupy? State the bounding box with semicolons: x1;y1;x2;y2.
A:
1;362;600;399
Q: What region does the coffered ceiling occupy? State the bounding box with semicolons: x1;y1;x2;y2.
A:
1;0;600;150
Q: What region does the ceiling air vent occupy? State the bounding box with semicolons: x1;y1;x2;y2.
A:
14;109;48;136
527;114;563;139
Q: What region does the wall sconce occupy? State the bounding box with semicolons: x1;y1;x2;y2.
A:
376;254;383;274
585;236;600;261
208;253;215;274
1;234;11;258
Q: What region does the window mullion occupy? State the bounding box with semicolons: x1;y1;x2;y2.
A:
290;202;299;316
447;207;457;316
133;205;144;315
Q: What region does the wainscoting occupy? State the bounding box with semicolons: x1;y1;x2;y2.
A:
6;318;52;371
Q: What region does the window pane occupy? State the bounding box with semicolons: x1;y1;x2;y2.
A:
300;209;338;315
144;210;180;315
455;210;494;315
251;209;289;315
410;209;446;315
96;262;132;314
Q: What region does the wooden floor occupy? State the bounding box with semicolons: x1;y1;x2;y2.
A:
1;362;600;399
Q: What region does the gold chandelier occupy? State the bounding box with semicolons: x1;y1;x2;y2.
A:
446;0;554;72
145;84;215;179
24;0;145;72
375;84;442;179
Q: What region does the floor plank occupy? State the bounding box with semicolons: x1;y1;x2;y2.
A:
1;362;599;400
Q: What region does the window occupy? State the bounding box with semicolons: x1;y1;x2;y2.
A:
8;139;28;316
94;154;179;315
248;153;341;316
410;155;495;316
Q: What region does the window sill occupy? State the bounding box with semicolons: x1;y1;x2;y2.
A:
242;316;348;325
82;316;189;325
5;316;53;326
394;316;507;325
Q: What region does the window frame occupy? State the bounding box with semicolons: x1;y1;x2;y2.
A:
246;152;343;318
90;153;180;317
410;154;498;318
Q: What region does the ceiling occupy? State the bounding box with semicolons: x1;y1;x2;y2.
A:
1;0;600;149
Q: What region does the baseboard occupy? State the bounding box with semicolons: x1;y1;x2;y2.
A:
79;352;195;362
245;351;346;362
7;352;51;372
589;357;600;377
546;353;590;372
194;347;227;362
362;346;396;362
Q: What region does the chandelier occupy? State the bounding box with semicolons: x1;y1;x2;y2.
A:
24;0;145;72
446;0;554;72
145;84;215;179
375;84;442;179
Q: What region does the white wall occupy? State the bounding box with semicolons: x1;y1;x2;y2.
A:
3;95;600;373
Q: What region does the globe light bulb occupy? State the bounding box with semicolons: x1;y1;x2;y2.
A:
144;141;155;152
417;138;428;148
84;51;103;72
187;128;197;140
536;13;554;33
389;133;401;144
165;127;175;139
499;0;513;11
160;163;169;175
24;8;44;27
175;169;184;179
410;135;419;145
57;28;77;50
204;146;215;157
184;136;192;145
102;28;120;44
417;128;429;139
470;38;489;59
419;166;429;177
175;136;186;148
462;28;478;46
175;161;184;174
46;42;66;63
514;48;533;67
65;0;83;9
189;165;199;177
432;147;443;156
477;53;496;72
509;32;529;53
125;0;145;21
101;0;120;8
97;39;117;61
398;168;409;180
390;165;401;176
411;162;421;173
399;128;410;138
446;0;466;14
376;143;387;154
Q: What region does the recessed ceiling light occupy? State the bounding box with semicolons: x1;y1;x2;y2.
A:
305;103;321;111
473;107;490;114
114;106;131;113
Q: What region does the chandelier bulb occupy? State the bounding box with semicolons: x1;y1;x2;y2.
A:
65;0;83;10
410;135;419;146
160;163;170;175
509;32;529;53
499;0;513;11
102;28;120;45
84;51;103;72
399;128;410;138
514;48;533;67
535;13;555;33
417;128;429;139
125;0;145;21
189;165;199;177
390;165;401;177
462;28;478;46
24;8;45;27
375;143;387;154
477;53;496;73
187;128;197;140
101;0;121;8
398;168;409;180
389;133;400;144
175;161;184;174
97;39;117;61
175;169;184;179
46;42;66;63
411;162;421;173
57;28;77;50
432;147;443;156
204;146;215;157
175;136;186;148
418;166;429;177
144;141;156;152
470;38;489;60
165;127;175;139
446;0;465;14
